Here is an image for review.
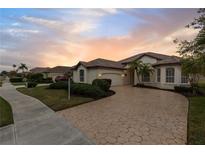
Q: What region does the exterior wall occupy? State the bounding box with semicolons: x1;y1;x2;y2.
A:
149;65;189;90
73;65;129;86
97;68;129;86
138;55;157;64
133;64;190;90
73;65;88;83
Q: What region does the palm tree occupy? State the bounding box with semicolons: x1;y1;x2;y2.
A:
140;63;154;82
129;60;143;83
12;64;16;71
129;60;154;83
18;63;28;77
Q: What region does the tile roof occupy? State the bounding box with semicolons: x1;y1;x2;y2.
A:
30;67;50;73
152;56;181;66
48;66;72;73
74;58;125;70
119;52;173;64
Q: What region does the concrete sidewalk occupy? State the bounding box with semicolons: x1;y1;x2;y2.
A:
0;81;92;145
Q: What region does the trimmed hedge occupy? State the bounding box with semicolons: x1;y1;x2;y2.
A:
49;81;68;89
92;79;111;91
9;77;23;82
49;82;107;98
174;86;193;93
71;83;107;98
27;81;38;88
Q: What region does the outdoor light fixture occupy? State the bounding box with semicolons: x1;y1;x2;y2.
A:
121;74;125;77
98;73;102;77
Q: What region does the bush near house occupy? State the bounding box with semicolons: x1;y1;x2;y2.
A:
27;73;53;83
27;81;38;88
92;79;111;91
71;83;107;98
174;86;193;93
39;77;53;83
49;82;107;98
9;77;23;82
49;81;68;89
27;73;43;82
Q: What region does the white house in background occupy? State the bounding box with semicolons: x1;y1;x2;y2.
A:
72;52;189;90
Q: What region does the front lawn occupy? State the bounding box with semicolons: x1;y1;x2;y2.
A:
17;86;94;111
0;97;14;127
188;96;205;144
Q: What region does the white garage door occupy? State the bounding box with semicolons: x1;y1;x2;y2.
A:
101;73;123;86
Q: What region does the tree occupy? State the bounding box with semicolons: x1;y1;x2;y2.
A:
129;60;143;83
12;64;16;71
129;60;153;83
17;63;28;77
175;8;205;86
140;63;154;80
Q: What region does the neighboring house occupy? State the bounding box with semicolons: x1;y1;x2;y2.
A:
30;66;71;81
47;66;71;80
30;67;50;78
72;52;189;89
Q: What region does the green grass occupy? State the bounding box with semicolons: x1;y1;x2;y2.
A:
0;97;14;127
17;86;94;111
188;96;205;144
11;82;26;86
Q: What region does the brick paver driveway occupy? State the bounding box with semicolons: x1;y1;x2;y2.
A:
58;86;188;145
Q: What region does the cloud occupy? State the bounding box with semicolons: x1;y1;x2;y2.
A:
21;15;97;35
0;9;198;71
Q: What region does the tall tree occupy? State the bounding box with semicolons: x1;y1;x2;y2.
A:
129;60;153;83
140;63;154;79
18;63;28;77
175;8;205;86
129;60;143;83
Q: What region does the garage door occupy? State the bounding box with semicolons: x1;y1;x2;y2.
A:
101;73;123;86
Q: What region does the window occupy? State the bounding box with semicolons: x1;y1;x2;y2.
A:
166;68;175;83
157;68;161;82
142;72;150;82
79;69;84;82
181;75;188;83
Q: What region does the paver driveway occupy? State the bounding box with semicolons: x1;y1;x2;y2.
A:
59;86;188;145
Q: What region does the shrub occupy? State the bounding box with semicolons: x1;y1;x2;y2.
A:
49;82;107;98
71;83;107;98
9;77;23;82
49;81;68;89
27;81;38;88
174;86;193;93
27;73;43;82
39;77;53;83
92;79;111;91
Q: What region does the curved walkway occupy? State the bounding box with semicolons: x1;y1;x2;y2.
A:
0;81;92;145
59;86;188;144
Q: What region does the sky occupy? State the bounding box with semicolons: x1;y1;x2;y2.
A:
0;8;199;71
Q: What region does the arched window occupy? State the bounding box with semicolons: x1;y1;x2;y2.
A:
79;69;84;82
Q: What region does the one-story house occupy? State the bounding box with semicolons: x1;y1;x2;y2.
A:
30;67;50;78
30;66;71;81
46;66;71;80
72;52;189;89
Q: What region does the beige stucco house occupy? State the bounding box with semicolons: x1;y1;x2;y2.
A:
72;52;189;90
30;66;71;81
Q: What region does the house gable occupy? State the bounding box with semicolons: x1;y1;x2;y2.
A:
138;55;158;64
